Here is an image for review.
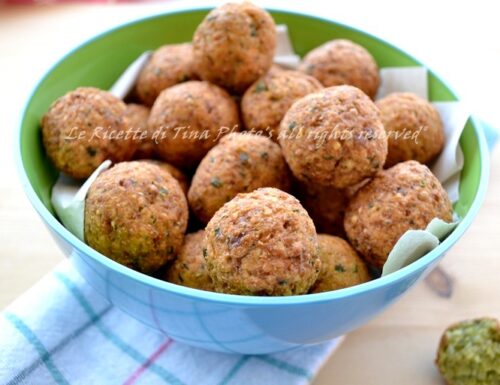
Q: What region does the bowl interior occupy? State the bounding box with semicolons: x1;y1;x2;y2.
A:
20;9;482;263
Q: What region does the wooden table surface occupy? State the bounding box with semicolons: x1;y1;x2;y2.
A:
1;3;499;384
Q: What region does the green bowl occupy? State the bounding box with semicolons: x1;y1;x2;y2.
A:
16;8;490;354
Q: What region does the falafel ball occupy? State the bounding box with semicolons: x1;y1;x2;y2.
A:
149;81;240;169
41;87;136;179
299;39;380;99
85;161;188;274
436;318;500;385
192;2;277;94
139;159;189;195
376;92;445;167
310;235;370;293
295;182;347;236
125;103;152;159
188;133;291;224
344;160;453;269
135;43;197;107
241;69;322;141
165;230;214;291
205;187;320;295
279;85;387;189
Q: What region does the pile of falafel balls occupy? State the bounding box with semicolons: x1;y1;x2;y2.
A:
41;2;453;296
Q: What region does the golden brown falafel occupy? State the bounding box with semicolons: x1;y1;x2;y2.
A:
279;85;387;189
205;187;320;295
192;2;277;94
165;230;214;291
344;160;453;269
241;70;322;141
148;81;240;169
376;92;444;167
299;39;380;99
135;43;198;107
188;133;291;224
42;87;136;179
84;161;188;274
310;235;370;293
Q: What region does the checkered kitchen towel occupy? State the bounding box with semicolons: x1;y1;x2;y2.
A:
0;261;342;385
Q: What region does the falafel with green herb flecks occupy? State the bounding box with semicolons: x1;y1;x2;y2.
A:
376;92;445;167
188;133;291;224
205;188;320;296
165;230;214;291
84;161;188;274
41;87;136;179
344;160;453;269
241;69;322;141
310;234;370;293
135;43;198;107
148;81;240;169
299;39;380;99
192;2;277;94
279;85;387;189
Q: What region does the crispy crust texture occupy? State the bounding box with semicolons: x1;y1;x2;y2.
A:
165;230;214;291
205;187;320;295
376;92;445;167
192;2;276;94
135;43;198;107
241;70;322;141
188;133;291;224
42;87;136;179
279;85;387;189
148;81;240;169
84;161;188;274
344;160;453;269
299;39;380;99
310;235;370;293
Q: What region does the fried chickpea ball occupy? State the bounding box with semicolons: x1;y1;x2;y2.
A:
188;133;291;224
165;230;214;291
279;85;387;189
85;161;188;274
299;39;380;99
376;92;445;167
344;160;453;269
149;81;240;169
41;87;136;179
135;43;197;107
241;70;322;141
124;103;152;159
139;160;189;195
310;235;370;293
192;2;277;94
436;318;500;385
205;188;320;295
294;182;347;236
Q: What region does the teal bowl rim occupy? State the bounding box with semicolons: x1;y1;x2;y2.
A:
16;7;490;307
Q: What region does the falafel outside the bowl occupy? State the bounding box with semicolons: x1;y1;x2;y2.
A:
17;6;489;354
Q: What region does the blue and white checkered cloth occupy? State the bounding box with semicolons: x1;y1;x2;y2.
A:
0;261;342;385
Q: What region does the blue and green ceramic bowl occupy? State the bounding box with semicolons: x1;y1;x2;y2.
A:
17;7;489;354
